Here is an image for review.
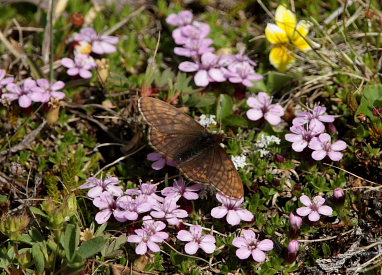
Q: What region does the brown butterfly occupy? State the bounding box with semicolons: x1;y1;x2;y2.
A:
138;96;244;198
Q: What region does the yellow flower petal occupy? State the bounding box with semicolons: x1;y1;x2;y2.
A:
269;45;295;72
275;5;297;38
290;20;312;51
265;23;289;44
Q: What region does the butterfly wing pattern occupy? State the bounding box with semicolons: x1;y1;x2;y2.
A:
138;96;244;198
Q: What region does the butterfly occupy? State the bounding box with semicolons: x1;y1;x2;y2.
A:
138;96;244;198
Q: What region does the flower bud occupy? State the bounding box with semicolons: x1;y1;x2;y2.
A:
289;213;302;238
71;13;84;27
286;240;299;263
275;154;286;163
10;162;24;176
333;187;345;206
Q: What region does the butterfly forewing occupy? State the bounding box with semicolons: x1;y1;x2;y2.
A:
139;96;244;198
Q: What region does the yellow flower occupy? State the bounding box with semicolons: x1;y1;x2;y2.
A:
265;5;316;72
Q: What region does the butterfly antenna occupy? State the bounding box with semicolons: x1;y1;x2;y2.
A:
219;99;223;133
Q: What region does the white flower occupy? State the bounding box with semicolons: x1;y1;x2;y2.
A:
231;155;247;169
254;135;281;156
199;114;217;127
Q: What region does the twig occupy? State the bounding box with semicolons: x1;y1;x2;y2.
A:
323;163;378;186
298;229;354;243
103;6;146;36
182;222;227;237
163;241;210;264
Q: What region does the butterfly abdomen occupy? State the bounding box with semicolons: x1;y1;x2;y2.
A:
176;132;221;163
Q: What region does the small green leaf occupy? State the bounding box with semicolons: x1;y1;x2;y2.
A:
216;94;233;122
29;207;48;218
223;114;248;128
266;71;293;92
94;222;108;237
0;195;8;203
76;236;106;259
63;224;80;261
31;243;45;274
29;228;44;242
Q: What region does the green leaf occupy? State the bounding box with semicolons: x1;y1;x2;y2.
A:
356;84;382;122
266;71;293;92
29;207;48;218
29;228;44;242
216;94;233;121
94;222;108;237
63;224;80;261
0;195;8;203
76;236;106;259
31;243;45;274
223;114;248;128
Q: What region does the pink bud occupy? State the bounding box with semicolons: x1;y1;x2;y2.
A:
286;240;299;263
333;187;345;205
289;213;302;238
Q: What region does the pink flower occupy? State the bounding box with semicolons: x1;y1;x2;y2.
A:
210;193;254;226
30;79;65;102
79;176;123;198
179;53;230;86
125;182;164;205
246;92;284;125
0;69;14;90
308;133;347;161
93;192;127;224
61;54;97;79
225;62;262;87
177;225;216;255
286;240;299;263
232;51;257;67
127;228;163;255
74;28;119;54
117;196;152;220
174;38;214;58
232;230;273;262
147;152;177;170
166;11;193;26
2;78;37;108
293;106;334;129
296;195;333;222
172;22;210;45
285;123;324;152
150;197;188;225
141;216;169;241
161;177;202;200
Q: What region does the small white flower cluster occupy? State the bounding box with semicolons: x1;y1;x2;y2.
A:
231;155;247;169
198;114;217;127
254;135;281;157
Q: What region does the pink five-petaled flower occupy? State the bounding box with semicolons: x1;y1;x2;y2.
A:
161;177;202;201
147;152;177;170
61;54;97;79
293;105;335;129
172;22;211;45
125;182;164;205
179;53;230;86
225;62;263;87
285;123;324;152
296;195;333;222
31;79;65;102
2;78;37;108
166;10;193;26
232;230;273;262
177;225;216;255
92;191;126;224
79;176;123;198
308;133;347;161
211;193;254;226
117;196;152;220
74;28;119;54
141;215;169;242
246;92;284;125
150;197;188;225
174;38;214;58
0;69;14;90
128;227;166;255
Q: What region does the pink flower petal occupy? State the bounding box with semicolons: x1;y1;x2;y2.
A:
312;150;327;161
232;237;246;248
177;230;193;242
194;70;209;86
208;68;225;82
211;206;228;219
296;207;311;217
51;81;65;90
127;235;142;243
252;248;266;262
179;61;199;72
236;247;251;259
264;112;282;125
243;230;256;240
285;133;303;143
185;241;199;255
147;241;160;252
299;195;312;206
331;140;347;151
152;158;166;170
135;242;147;255
246;109;263;121
226;210;241;225
318;133;331;143
18;95;32;108
67;68;79;76
257;239;274;251
318;205;333;216
328;151;343;161
199;241;216;254
292;140;308;152
308;211;320;221
236;209;254;222
95;209;112;224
